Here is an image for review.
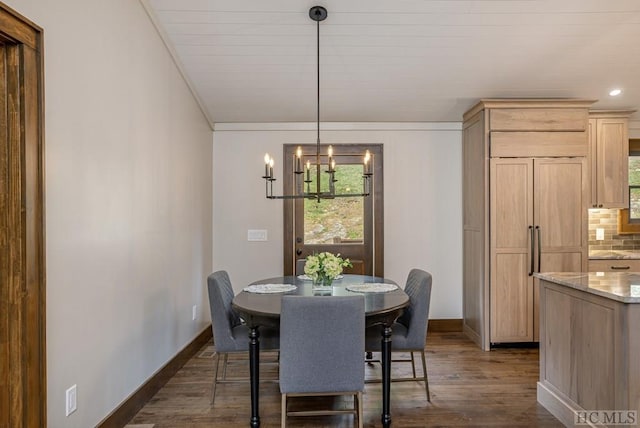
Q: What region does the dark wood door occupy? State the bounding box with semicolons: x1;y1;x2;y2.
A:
283;144;383;276
0;5;46;428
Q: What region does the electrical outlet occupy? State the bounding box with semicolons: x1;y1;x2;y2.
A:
192;305;197;321
65;384;77;416
596;228;605;241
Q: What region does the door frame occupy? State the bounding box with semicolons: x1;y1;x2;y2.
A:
283;143;384;277
0;3;46;427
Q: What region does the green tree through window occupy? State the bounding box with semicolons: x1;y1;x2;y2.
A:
304;164;364;244
629;155;640;220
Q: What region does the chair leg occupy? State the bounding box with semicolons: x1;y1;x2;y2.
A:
221;353;229;380
281;393;287;428
356;391;363;428
410;351;417;378
420;349;431;402
211;352;222;405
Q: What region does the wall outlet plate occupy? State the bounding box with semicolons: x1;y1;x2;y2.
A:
247;229;267;241
66;384;77;416
192;305;197;321
596;228;605;241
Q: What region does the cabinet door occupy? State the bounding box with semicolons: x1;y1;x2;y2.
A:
534;158;588;340
594;118;629;208
491;158;587;344
534;158;587;268
490;159;534;342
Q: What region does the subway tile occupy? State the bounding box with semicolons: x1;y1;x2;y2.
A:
612;245;636;250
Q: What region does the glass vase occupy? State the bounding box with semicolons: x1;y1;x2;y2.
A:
312;273;333;291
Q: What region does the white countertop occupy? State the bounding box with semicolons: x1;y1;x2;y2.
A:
535;272;640;303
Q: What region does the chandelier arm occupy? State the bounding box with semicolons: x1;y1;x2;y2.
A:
266;191;370;200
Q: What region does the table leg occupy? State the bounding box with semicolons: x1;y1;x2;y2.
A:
249;326;260;428
381;324;392;427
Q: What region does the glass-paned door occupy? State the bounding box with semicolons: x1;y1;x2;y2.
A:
283;144;383;276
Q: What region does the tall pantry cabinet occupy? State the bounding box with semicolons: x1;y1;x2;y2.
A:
462;99;593;350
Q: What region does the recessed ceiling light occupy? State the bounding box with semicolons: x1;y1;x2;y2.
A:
609;88;622;96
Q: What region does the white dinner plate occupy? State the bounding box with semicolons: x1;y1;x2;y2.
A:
346;283;398;293
243;284;297;294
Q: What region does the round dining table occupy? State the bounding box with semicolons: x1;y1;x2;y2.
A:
232;274;409;428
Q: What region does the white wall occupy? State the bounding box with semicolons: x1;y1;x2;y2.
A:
4;1;213;427
213;123;463;319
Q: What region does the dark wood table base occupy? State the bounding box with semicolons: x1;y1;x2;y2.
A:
381;325;393;427
249;327;260;428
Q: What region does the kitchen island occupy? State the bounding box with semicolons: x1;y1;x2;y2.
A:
535;272;640;427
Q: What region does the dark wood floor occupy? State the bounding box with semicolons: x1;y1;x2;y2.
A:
127;332;563;427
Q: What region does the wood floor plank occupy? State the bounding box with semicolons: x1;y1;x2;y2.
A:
126;332;562;427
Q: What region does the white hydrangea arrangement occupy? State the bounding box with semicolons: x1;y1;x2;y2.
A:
304;252;352;285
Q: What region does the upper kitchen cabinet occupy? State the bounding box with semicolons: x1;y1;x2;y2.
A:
462;99;594;351
589;110;636;208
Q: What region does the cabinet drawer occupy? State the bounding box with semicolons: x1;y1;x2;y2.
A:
489;108;588;131
588;259;640;272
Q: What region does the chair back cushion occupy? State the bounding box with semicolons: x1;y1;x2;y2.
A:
295;259;306;276
279;295;365;394
396;269;432;349
207;271;243;352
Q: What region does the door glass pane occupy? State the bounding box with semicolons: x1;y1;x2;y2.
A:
629;156;640;185
304;164;364;244
629;156;640;220
630;187;640;220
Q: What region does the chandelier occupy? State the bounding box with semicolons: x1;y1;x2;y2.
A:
262;6;373;201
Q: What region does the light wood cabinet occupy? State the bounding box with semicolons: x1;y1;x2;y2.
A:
489;108;588;131
588;259;640;272
462;111;487;345
490;158;587;343
589;111;634;208
490;159;534;342
463;99;592;350
538;277;640;427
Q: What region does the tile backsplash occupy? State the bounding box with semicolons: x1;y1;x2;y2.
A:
588;208;640;251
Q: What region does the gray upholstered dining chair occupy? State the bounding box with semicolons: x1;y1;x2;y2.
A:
280;295;365;428
365;268;433;401
295;258;306;276
207;270;280;405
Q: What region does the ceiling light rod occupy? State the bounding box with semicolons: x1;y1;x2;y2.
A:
262;6;373;202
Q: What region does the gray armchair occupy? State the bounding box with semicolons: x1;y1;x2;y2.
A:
280;295;365;427
295;258;306;276
207;270;279;405
365;268;433;401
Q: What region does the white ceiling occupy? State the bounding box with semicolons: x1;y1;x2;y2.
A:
143;0;640;125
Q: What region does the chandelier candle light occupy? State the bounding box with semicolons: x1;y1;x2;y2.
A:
262;6;373;202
